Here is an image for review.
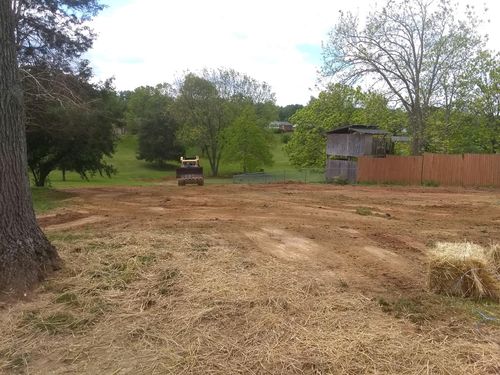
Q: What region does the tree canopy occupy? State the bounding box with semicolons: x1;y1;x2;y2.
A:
26;79;121;186
223;103;274;173
278;104;304;122
322;0;485;154
14;0;103;71
126;84;184;166
285;84;406;167
174;69;276;176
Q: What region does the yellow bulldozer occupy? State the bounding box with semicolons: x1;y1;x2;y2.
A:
176;156;204;186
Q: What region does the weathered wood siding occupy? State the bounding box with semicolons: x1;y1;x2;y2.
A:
326;134;372;157
325;159;357;183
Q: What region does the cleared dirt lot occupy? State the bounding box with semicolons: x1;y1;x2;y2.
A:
1;183;500;374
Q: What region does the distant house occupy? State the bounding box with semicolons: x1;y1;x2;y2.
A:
325;125;394;183
269;121;294;132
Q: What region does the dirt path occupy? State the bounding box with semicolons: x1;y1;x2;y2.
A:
38;183;500;295
1;184;499;374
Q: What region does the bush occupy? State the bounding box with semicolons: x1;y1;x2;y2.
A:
356;207;372;216
328;176;349;185
423;180;440;187
281;133;291;144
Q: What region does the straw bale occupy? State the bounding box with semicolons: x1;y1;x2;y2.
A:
428;242;500;300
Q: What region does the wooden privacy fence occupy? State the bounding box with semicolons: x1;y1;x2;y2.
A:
357;153;500;187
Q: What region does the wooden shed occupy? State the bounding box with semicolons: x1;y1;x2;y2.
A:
326;125;391;157
325;125;392;183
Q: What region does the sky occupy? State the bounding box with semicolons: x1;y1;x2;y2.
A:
87;0;500;106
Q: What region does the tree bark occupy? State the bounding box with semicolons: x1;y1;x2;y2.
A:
0;0;60;296
409;108;425;155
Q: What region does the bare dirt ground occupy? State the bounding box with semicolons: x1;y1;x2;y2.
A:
1;183;500;374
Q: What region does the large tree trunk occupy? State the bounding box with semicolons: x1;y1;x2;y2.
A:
409;109;425;155
0;1;60;296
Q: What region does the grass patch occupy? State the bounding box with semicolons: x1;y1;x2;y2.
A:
31;188;74;213
422;180;440;187
3;352;30;372
54;292;79;306
42;135;178;188
22;311;89;334
157;268;180;296
329;176;350;185
378;294;500;326
355;207;373;216
88;260;139;289
33;134;325;187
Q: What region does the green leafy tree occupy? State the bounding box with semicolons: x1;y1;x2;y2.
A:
285;84;398;167
322;0;485;154
223;104;273;172
175;74;226;176
175;69;276;176
137;113;184;166
125;84;173;133
278;104;304;122
425;51;499;154
126;84;183;165
26;81;119;187
468;51;500;153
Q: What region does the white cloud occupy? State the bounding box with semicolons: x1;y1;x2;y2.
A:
87;0;500;105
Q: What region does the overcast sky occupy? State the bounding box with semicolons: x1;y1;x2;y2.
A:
87;0;500;106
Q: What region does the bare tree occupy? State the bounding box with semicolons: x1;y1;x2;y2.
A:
0;1;60;296
322;0;484;154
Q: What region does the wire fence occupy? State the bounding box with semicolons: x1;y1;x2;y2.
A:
232;169;325;184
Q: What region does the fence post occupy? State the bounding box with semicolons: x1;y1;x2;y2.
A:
461;154;465;187
420;154;425;185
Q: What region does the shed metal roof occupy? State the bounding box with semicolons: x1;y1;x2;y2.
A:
326;125;389;135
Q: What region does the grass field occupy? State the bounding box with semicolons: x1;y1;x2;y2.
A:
42;133;313;187
31;133;324;211
44;135;176;189
31;189;76;213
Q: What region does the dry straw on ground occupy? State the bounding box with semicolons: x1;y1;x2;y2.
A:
1;228;499;374
428;242;500;300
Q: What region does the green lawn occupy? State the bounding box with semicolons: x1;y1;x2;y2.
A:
31;188;75;213
217;133;325;182
44;135;177;188
31;133;325;211
41;133;323;187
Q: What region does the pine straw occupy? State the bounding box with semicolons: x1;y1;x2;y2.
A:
428;242;500;301
1;230;499;374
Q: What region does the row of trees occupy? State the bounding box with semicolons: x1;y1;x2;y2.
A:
285;53;499;168
284;0;499;168
20;0;499;181
319;0;499;157
285;84;406;167
125;70;277;176
19;67;280;186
